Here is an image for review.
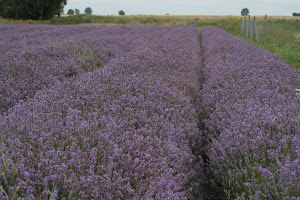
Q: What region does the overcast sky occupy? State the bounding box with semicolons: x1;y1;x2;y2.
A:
64;0;299;16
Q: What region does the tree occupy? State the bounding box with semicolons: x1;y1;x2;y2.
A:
241;8;249;16
0;0;67;20
118;10;125;15
84;7;92;15
55;1;66;17
75;8;80;15
292;12;300;16
67;9;74;15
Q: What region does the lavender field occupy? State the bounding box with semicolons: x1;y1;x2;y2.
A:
0;24;299;199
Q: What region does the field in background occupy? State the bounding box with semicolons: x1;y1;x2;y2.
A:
1;15;299;70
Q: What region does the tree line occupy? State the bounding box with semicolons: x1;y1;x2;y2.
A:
242;8;300;17
0;0;66;20
0;0;127;20
67;7;92;15
67;8;125;16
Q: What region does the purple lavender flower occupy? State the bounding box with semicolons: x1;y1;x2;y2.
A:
200;27;300;199
0;25;203;199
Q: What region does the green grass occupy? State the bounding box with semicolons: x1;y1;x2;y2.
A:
262;33;300;71
238;18;300;70
0;148;20;198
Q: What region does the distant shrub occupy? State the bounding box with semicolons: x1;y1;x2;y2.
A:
119;10;125;15
84;7;92;15
67;9;74;15
75;9;80;15
292;12;300;16
241;8;249;16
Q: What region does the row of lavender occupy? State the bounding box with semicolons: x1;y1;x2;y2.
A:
0;25;203;199
0;25;170;114
200;28;300;199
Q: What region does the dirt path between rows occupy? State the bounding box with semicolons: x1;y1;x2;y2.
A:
190;29;225;200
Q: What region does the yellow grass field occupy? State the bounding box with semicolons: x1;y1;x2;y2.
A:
1;15;298;25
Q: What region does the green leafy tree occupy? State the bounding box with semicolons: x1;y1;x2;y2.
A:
84;7;92;15
0;0;67;20
118;10;125;15
75;8;80;15
241;8;249;16
67;9;74;15
292;12;300;16
55;1;65;17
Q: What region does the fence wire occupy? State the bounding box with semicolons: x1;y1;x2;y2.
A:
240;18;299;43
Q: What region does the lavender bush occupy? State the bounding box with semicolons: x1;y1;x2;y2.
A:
200;28;300;199
0;25;203;199
0;25;170;114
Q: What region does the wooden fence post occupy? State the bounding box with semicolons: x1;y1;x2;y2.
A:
244;16;247;37
241;18;243;37
297;19;299;31
262;15;267;44
248;15;251;38
253;16;256;40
